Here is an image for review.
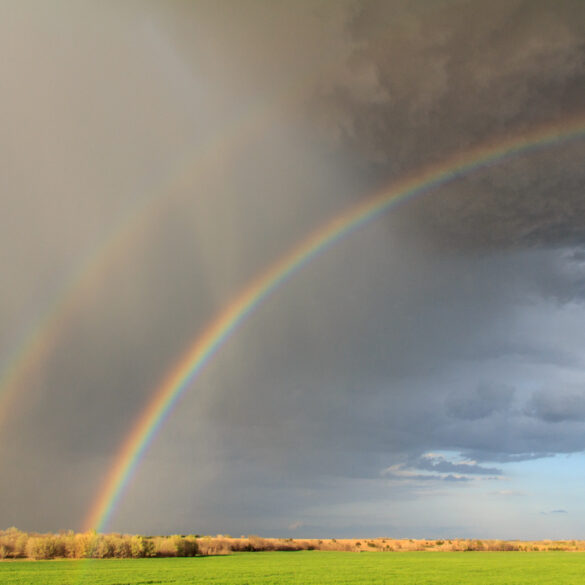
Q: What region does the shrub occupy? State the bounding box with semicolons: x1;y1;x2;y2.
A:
152;536;177;557
247;535;269;551
129;535;146;558
198;537;231;556
174;535;198;557
26;536;56;560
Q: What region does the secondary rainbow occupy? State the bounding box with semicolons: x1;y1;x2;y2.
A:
0;51;337;431
0;19;422;435
85;114;585;532
0;92;291;429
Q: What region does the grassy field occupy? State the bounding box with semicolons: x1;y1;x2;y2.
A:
1;551;585;585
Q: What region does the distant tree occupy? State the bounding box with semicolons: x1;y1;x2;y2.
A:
130;535;145;558
26;536;56;560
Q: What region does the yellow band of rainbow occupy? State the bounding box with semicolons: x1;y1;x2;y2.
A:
85;114;585;532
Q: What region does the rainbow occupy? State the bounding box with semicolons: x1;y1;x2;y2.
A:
0;93;291;430
84;113;585;532
0;48;337;432
0;18;407;439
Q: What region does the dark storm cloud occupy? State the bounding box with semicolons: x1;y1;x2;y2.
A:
316;0;585;250
3;0;585;537
197;240;585;468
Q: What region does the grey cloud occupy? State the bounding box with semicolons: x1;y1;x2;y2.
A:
526;388;585;422
442;475;473;483
465;452;554;464
315;0;585;250
382;467;473;483
195;243;585;479
446;383;515;420
569;248;585;263
412;455;502;476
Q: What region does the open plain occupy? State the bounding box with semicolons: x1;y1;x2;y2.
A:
2;552;585;585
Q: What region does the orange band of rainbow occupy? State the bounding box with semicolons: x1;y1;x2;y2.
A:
85;114;585;532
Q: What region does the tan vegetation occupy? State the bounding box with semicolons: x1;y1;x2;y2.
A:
2;527;585;560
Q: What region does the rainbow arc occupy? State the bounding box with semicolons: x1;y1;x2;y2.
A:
84;114;585;532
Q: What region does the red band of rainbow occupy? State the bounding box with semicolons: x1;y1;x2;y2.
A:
84;114;585;532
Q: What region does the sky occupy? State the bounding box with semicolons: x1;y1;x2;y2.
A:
1;0;585;539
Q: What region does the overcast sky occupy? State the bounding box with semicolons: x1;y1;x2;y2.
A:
2;0;585;539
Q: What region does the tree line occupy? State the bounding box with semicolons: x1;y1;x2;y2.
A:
0;528;197;560
2;528;584;560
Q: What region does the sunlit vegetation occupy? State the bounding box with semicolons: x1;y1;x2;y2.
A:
0;528;195;560
2;552;585;585
2;528;585;560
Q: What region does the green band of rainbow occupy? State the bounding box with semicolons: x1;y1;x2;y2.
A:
0;94;282;429
85;115;585;532
0;20;428;437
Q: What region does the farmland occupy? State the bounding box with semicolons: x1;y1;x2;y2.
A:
2;551;585;585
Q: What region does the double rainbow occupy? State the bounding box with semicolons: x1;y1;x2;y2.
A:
0;43;340;432
0;92;292;429
84;113;585;532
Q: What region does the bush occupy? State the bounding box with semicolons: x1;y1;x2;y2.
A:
173;535;198;557
129;535;147;558
26;536;56;560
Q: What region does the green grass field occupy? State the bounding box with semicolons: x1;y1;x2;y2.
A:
1;551;585;585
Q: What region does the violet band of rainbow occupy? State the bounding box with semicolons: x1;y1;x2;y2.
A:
85;114;585;532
